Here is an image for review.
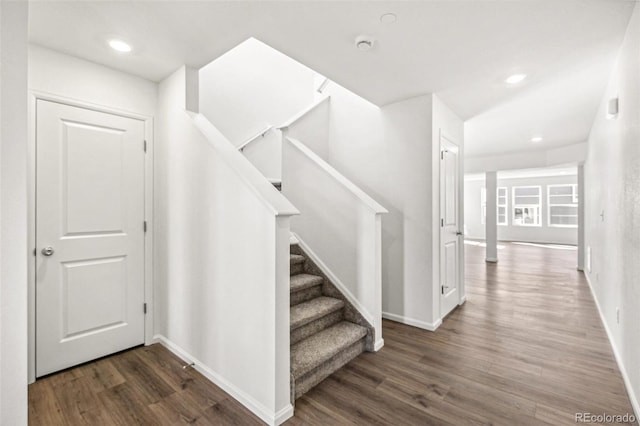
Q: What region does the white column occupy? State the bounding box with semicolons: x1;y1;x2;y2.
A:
485;171;498;263
577;164;585;271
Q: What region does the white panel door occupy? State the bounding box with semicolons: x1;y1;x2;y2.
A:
440;133;462;318
36;100;146;376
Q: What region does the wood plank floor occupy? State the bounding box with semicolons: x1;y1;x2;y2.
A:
29;242;636;425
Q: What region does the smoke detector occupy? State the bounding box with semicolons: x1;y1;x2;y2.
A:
355;35;375;52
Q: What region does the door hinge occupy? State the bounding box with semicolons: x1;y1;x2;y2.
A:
441;150;444;160
33;248;37;257
144;303;147;314
144;140;147;153
441;218;444;227
144;221;147;232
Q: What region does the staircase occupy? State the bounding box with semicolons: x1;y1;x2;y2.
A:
289;248;371;399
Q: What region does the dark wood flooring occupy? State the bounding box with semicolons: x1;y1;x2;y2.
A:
29;242;636;425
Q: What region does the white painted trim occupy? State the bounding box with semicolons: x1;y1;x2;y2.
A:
584;273;640;421
27;91;155;382
153;335;294;426
438;129;464;324
278;95;330;129
293;233;376;327
382;312;442;332
458;295;467;305
374;338;385;352
285;138;388;214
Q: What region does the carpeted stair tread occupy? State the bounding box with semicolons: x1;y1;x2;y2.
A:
290;254;305;266
291;321;368;378
291;297;344;330
290;274;323;293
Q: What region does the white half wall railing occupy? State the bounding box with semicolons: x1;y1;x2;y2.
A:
282;136;387;350
156;66;298;424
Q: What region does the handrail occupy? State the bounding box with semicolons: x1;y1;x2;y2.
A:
316;77;330;94
278;95;330;130
190;112;299;217
285;137;388;214
237;124;274;152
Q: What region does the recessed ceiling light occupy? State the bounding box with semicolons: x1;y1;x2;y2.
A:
505;74;526;84
108;39;132;53
380;13;397;24
531;136;543;142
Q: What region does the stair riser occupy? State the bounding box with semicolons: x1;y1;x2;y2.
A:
290;285;322;306
290;263;304;276
294;338;366;399
291;310;343;345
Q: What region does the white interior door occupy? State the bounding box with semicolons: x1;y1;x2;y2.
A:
440;133;462;318
36;100;146;377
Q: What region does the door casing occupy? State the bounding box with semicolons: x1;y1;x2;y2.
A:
438;129;465;321
27;92;154;383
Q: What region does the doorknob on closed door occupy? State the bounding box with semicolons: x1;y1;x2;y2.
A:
41;247;55;256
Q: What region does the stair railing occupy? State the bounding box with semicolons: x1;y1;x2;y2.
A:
281;135;387;351
237;124;274;152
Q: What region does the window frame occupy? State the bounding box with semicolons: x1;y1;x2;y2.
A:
512;185;542;227
481;186;509;226
497;187;508;226
547;184;578;228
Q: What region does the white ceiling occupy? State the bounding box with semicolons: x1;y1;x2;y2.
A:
29;1;635;158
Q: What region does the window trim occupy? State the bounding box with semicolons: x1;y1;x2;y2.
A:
512;185;542;227
497;187;508;226
547;184;578;228
480;186;509;226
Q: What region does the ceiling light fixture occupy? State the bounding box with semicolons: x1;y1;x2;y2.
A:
380;13;397;24
108;39;132;53
505;74;526;84
531;136;543;142
355;35;375;52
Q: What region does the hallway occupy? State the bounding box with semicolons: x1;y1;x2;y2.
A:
29;242;635;425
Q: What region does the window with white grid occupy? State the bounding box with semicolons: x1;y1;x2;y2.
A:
548;184;578;227
512;186;541;226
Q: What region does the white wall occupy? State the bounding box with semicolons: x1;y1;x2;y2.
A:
0;2;29;424
29;45;157;117
464;174;578;245
465;142;587;174
199;38;315;145
584;3;640;418
323;87;464;329
155;67;292;425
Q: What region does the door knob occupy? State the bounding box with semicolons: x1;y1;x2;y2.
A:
41;247;55;256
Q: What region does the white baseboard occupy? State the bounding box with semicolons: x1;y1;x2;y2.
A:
152;335;294;425
374;338;385;352
583;274;639;422
382;312;441;331
459;295;467;305
292;233;376;327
